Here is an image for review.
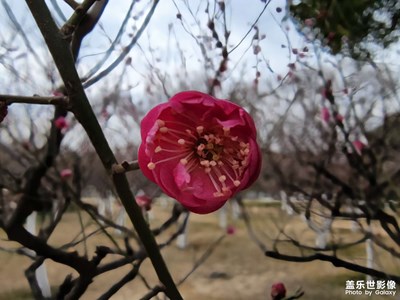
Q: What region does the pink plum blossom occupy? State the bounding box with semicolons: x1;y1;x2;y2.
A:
136;195;152;211
271;282;286;300
138;91;261;214
60;169;72;179
54;116;68;129
335;113;344;123
321;107;330;123
353;140;366;155
226;225;236;235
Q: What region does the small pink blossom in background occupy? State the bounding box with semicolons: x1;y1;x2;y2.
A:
335;113;344;123
101;108;110;119
321;107;330;123
271;282;286;300
0;102;8;123
136;195;152;211
52;90;64;97
60;169;72;179
54;116;68;130
208;78;221;89
226;225;236;235
353;140;366;155
138;91;261;214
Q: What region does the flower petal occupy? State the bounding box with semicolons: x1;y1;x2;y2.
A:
173;163;191;188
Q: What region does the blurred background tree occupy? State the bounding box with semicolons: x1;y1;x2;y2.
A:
244;0;400;285
289;0;400;59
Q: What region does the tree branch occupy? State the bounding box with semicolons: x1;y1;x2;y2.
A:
82;0;160;88
24;1;182;298
98;262;142;300
70;0;109;59
265;251;400;283
0;94;68;106
7;225;95;274
60;0;100;37
112;160;140;174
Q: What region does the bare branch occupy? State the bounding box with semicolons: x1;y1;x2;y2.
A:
60;0;101;37
82;0;160;88
0;94;68;106
70;0;109;59
228;0;271;54
112;160;140;174
82;0;136;79
98;262;143;300
265;251;400;283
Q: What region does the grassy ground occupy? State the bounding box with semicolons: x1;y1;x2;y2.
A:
0;202;398;299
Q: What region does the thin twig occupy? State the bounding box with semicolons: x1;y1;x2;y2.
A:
265;251;400;283
60;0;99;37
98;262;142;300
228;0;271;54
82;0;160;88
139;285;165;300
0;94;68;106
82;0;136;79
177;234;226;286
112;160;140;174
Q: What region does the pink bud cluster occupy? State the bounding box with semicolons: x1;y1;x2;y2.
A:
55;116;68;130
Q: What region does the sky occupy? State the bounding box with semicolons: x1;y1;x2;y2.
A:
75;0;301;98
0;0;302;149
1;0;398;100
0;0;310;99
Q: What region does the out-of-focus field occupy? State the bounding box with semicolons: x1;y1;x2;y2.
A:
0;201;397;300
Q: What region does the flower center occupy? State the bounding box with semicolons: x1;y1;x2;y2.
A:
147;119;250;197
